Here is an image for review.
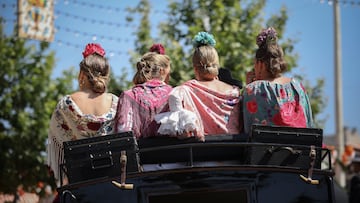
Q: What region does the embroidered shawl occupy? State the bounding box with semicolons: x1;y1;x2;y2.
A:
47;94;118;181
115;79;173;139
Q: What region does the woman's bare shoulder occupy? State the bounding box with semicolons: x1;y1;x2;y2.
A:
217;80;239;91
272;76;292;85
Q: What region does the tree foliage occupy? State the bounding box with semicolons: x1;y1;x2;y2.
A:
159;0;296;85
0;18;74;193
296;75;327;128
124;0;154;89
108;67;131;96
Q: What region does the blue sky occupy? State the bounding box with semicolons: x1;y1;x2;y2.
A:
1;0;359;136
265;0;360;136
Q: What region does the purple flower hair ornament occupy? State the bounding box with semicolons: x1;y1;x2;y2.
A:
256;27;277;47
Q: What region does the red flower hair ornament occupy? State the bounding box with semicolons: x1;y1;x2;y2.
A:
149;43;165;55
82;43;106;58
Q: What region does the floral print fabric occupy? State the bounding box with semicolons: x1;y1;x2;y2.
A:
242;78;313;133
47;94;118;181
115;79;173;139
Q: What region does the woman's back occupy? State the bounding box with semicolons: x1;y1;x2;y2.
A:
243;27;313;133
51;94;118;138
197;79;236;93
116;80;172;139
47;93;118;182
180;79;242;136
156;79;242;141
115;51;173;139
156;32;243;141
47;43;118;183
71;91;114;116
242;78;313;133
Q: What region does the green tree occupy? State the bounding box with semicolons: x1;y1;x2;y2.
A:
0;18;74;193
159;0;294;84
128;0;153;55
128;0;326;127
108;68;130;95
296;75;327;128
123;0;154;90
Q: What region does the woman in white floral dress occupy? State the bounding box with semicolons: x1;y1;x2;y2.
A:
47;43;118;185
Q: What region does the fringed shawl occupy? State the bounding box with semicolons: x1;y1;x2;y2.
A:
115;79;173;139
47;94;118;182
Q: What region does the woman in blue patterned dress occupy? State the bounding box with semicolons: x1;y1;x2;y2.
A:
242;27;313;134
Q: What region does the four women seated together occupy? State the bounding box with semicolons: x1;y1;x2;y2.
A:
47;27;314;183
114;27;313;140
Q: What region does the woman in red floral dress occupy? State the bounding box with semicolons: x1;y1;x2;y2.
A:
242;27;313;134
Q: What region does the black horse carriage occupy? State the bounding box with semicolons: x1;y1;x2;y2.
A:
58;125;335;203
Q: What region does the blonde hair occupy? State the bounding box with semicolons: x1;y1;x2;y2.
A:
192;45;219;81
79;54;110;93
133;52;171;85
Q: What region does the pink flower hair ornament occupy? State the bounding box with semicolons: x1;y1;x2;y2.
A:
82;43;106;58
149;43;165;55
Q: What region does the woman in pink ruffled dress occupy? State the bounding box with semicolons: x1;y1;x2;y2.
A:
115;44;173;139
155;32;243;141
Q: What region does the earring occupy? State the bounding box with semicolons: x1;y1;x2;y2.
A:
79;80;85;89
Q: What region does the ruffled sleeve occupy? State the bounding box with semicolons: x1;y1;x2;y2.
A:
115;92;137;136
291;79;314;128
155;86;203;140
242;79;314;134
